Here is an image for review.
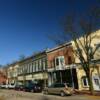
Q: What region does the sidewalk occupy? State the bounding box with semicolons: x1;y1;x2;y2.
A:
74;89;100;96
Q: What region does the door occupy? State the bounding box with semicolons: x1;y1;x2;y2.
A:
92;75;100;91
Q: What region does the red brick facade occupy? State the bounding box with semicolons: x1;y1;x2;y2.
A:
47;44;74;69
0;71;7;84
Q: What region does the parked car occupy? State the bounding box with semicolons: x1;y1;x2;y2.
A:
8;83;16;89
0;84;8;89
24;83;42;92
14;84;24;91
43;83;73;96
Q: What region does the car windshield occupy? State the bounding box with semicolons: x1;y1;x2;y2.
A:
48;83;66;88
54;83;65;88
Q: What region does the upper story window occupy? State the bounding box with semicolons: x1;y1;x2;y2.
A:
36;61;38;72
51;59;55;68
24;64;28;74
56;58;59;66
27;64;30;73
29;63;32;73
38;59;42;71
39;59;42;67
68;56;72;64
55;56;65;66
33;61;36;72
32;63;34;72
42;58;46;70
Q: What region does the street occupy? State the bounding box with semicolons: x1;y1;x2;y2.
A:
0;89;100;100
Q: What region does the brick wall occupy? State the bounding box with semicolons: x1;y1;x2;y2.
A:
0;72;7;84
47;46;74;68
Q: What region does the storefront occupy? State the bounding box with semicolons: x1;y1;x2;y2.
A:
76;63;100;91
48;67;78;89
32;72;48;88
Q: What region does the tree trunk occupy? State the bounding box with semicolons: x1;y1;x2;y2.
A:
86;70;94;95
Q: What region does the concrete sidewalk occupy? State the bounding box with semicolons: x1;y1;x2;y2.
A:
74;89;100;96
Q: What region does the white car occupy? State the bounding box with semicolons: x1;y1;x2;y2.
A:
0;84;8;89
8;84;16;89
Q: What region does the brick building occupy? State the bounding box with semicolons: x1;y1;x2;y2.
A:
46;43;78;89
0;69;7;85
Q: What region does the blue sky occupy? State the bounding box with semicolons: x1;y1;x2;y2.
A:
0;0;99;65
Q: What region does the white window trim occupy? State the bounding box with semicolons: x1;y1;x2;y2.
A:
82;77;89;87
55;56;65;69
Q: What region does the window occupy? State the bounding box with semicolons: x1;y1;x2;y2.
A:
94;79;99;86
53;59;55;67
68;56;72;64
20;67;23;74
24;65;27;74
34;62;36;72
82;76;89;87
51;60;54;68
39;59;42;71
27;64;30;73
32;63;34;72
56;58;59;66
55;56;65;66
29;63;32;73
59;56;65;65
36;61;38;72
38;59;42;71
43;58;46;70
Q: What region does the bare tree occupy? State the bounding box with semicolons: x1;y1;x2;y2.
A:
49;5;100;94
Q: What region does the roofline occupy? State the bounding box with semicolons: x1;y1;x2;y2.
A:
18;50;46;63
46;42;72;53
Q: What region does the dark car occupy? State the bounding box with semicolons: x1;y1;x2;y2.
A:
24;83;42;92
14;84;24;91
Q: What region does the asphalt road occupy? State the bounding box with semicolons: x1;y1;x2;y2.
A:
0;89;100;100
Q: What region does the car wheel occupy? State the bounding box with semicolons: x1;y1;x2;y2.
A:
60;91;65;97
